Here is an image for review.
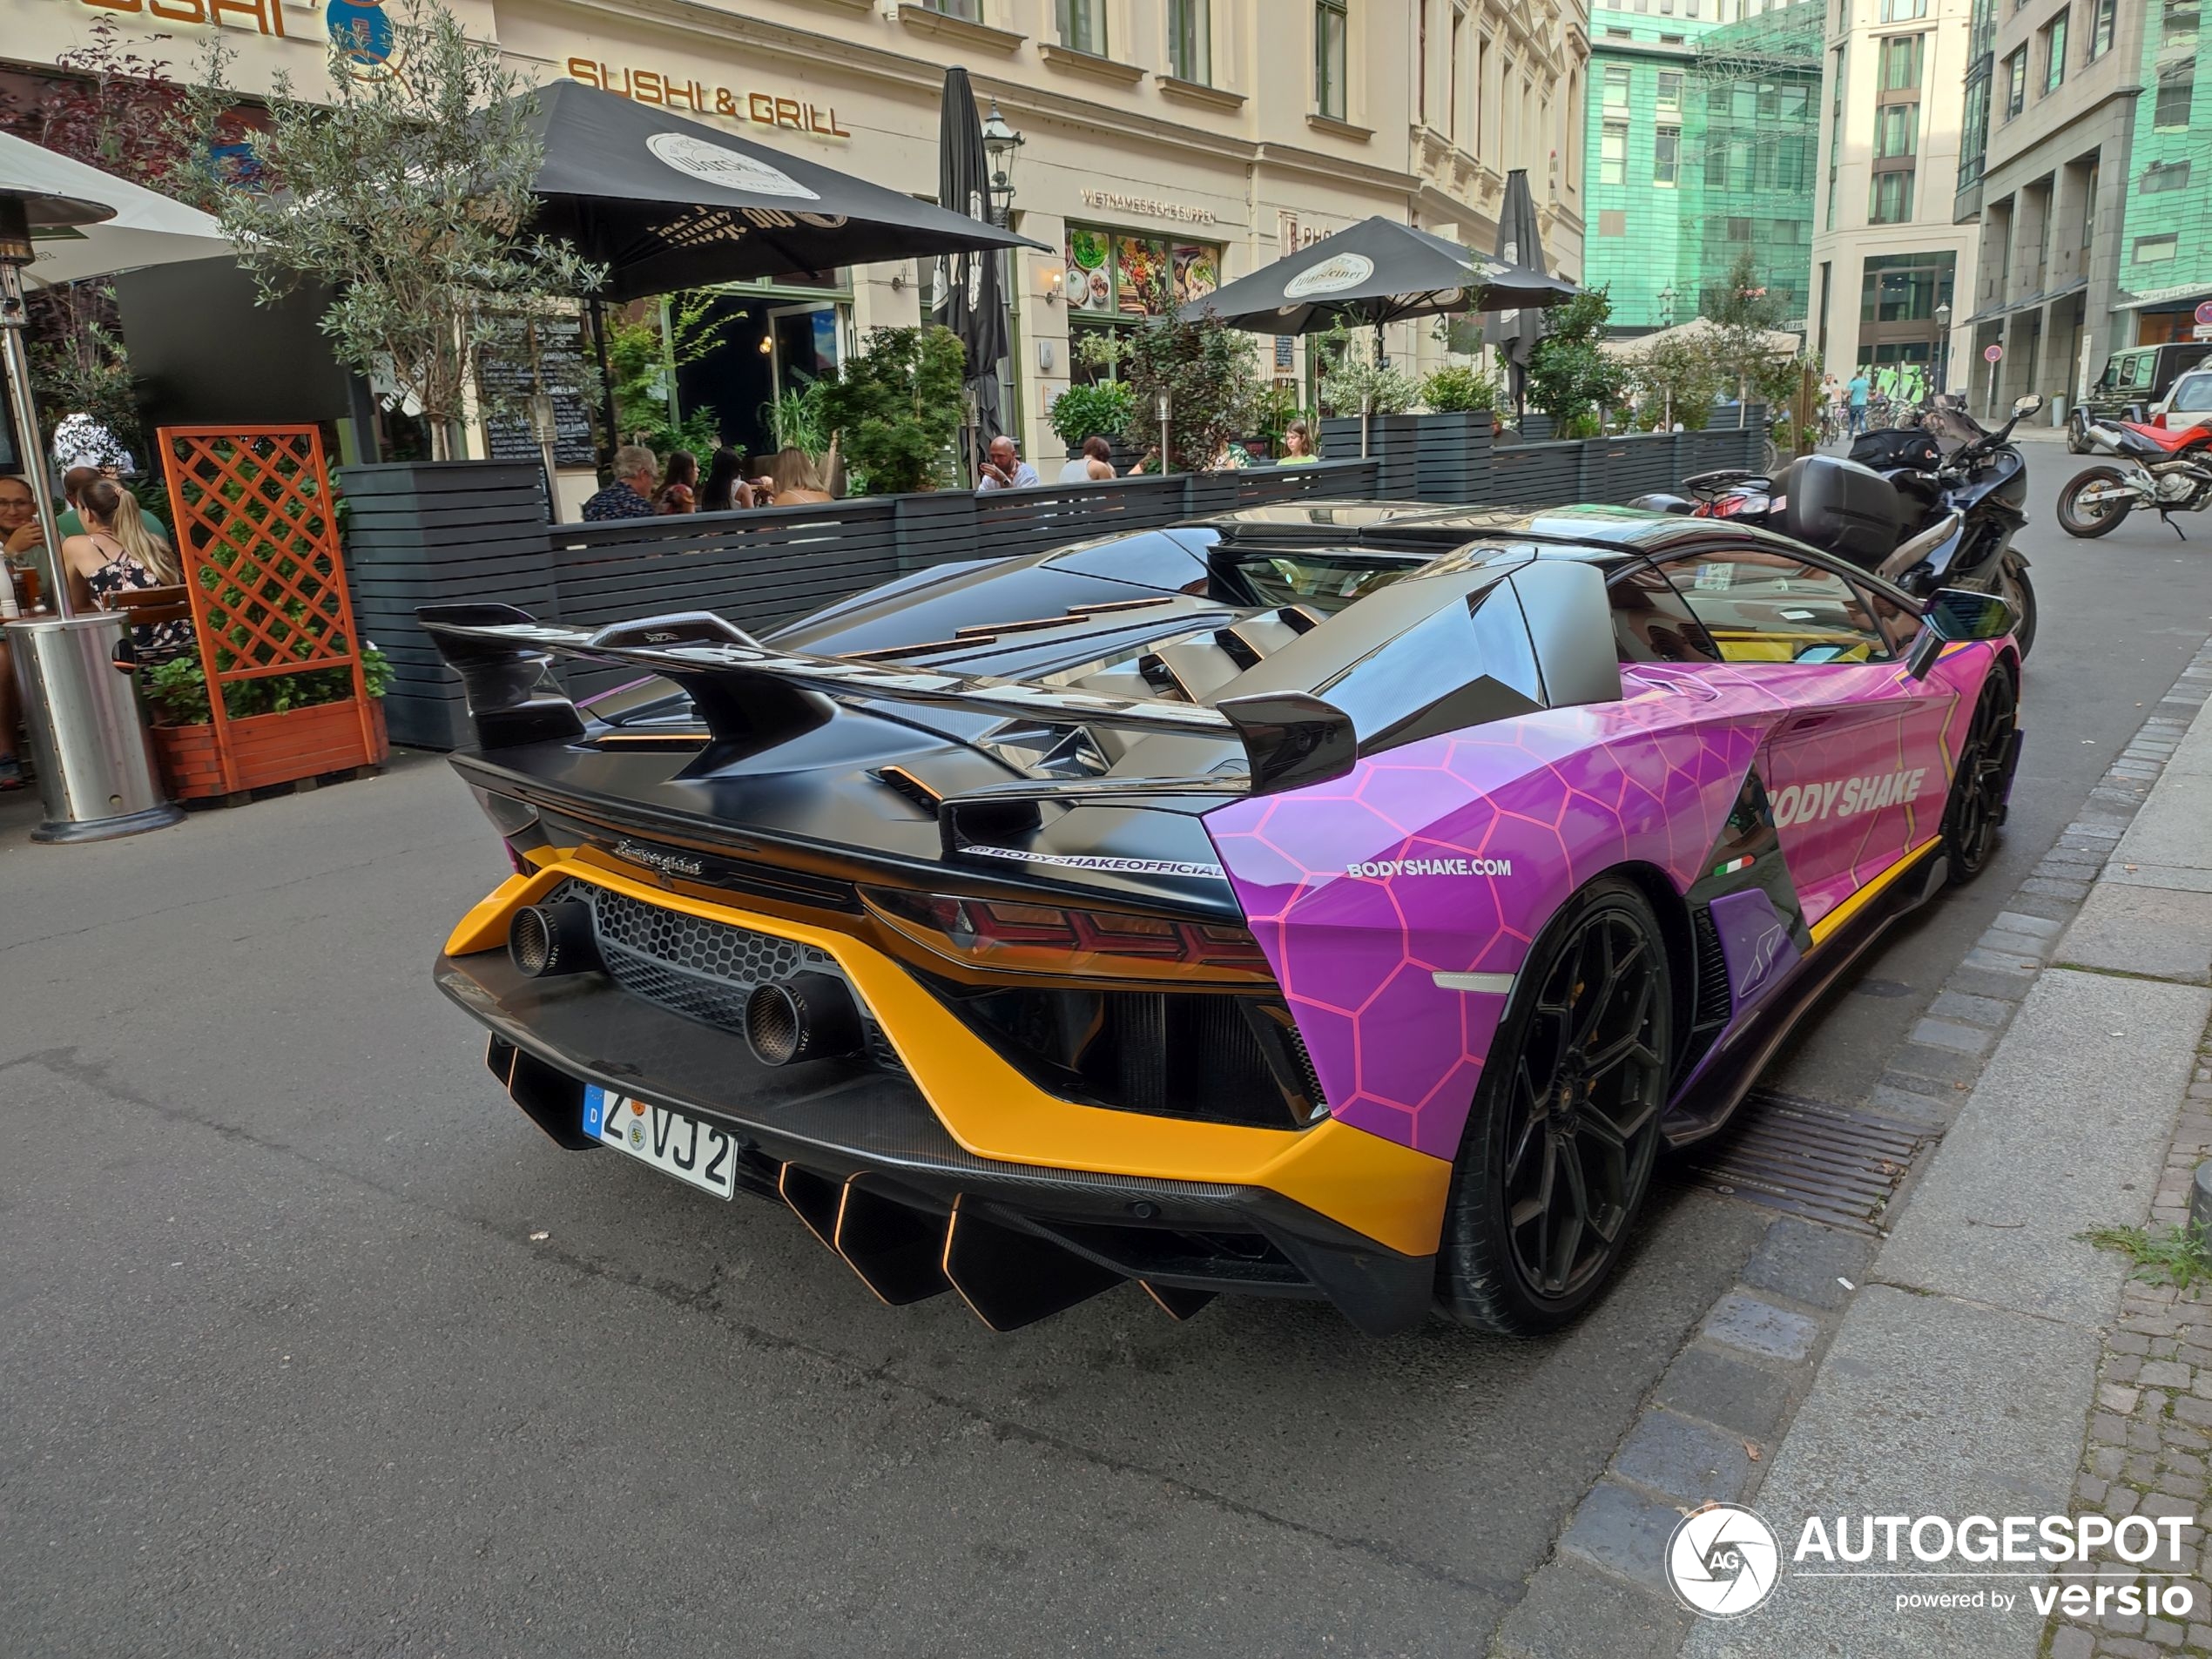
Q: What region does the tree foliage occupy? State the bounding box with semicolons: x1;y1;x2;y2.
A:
1419;363;1501;414
1313;320;1417;416
1526;287;1629;434
606;292;726;455
185;0;604;454
1112;275;1264;469
814;326;967;495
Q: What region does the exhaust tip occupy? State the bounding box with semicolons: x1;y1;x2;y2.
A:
509;900;599;978
745;973;861;1067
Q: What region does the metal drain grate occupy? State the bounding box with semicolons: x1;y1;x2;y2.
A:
1674;1089;1932;1233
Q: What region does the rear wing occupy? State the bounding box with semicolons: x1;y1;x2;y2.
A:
416;604;1358;796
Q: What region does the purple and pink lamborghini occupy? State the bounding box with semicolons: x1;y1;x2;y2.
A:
424;499;2022;1337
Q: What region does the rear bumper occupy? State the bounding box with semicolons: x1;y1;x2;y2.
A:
436;948;1438;1334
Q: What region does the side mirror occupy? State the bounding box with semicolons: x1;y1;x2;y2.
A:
1905;587;2019;678
2011;393;2046;419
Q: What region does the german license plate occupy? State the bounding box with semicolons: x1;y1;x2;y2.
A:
583;1085;737;1201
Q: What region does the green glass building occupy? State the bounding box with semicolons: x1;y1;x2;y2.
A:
1584;0;1820;334
2118;0;2212;345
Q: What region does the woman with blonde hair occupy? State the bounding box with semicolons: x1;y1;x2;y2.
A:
59;476;196;663
766;442;837;506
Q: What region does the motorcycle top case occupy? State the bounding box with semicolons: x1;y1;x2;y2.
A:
1777;455;1905;567
1849;428;1943;472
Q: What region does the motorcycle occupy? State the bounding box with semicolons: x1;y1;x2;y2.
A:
2056;409;2212;539
1634;394;2044;657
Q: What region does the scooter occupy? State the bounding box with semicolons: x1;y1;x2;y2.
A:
2057;410;2212;539
1633;395;2045;657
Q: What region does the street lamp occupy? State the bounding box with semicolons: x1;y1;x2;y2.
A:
1932;300;1952;397
1658;285;1678;330
981;101;1023;227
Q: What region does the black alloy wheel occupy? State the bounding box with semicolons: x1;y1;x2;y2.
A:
2056;465;2134;537
1943;664;2020;885
1437;877;1673;1336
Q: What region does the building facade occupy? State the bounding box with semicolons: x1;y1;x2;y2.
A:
2114;0;2212;351
1951;0;2151;414
1809;0;1979;399
1583;0;1817;334
8;0;1591;463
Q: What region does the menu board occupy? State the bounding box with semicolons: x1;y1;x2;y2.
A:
479;314;596;468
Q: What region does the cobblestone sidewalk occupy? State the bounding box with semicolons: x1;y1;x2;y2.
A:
2047;1028;2212;1659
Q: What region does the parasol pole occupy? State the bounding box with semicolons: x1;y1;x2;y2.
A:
588;296;618;473
0;209;69;619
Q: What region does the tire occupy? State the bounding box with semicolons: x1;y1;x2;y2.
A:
2056;466;2134;537
1942;662;2021;885
1999;564;2037;659
1435;876;1674;1336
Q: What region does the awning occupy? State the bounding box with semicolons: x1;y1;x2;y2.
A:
2114;284;2212;312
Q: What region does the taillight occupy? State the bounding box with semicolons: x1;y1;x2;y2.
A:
1711;494;1750;518
860;887;1273;985
2155;413;2168;428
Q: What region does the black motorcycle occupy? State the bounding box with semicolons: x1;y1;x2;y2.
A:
1633;394;2044;657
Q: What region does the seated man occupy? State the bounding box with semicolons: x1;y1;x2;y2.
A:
976;435;1040;493
583;446;660;521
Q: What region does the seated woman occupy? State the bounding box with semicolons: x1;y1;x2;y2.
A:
654;449;698;515
767;444;838;506
59;477;196;665
1278;420;1320;464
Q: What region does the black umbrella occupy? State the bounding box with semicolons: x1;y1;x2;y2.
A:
521;81;1042;302
1197;217;1501;335
1484;169;1554;426
934;69;1008;451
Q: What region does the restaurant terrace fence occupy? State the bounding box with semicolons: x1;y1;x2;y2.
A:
341;415;1764;751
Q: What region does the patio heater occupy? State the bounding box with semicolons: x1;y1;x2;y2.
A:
0;190;182;841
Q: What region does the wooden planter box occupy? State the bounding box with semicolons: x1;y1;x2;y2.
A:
153;698;390;801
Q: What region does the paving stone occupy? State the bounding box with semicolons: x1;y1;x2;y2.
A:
2141;1361;2194;1391
1996;911;2067;940
1651;1342;1795;1440
1612;1409;1756;1505
1738;1217;1877;1312
2024;876;2096;901
1558;1479;1678;1584
1965;945;2045;975
1701;1291;1820;1364
2096;1447;2128;1479
1885;1041;1988;1087
1947;965;2040;1002
1491;1553;1692;1659
2106;1384;2147;1414
1930;989;2015;1028
1865;1083;1960;1127
1985;929;2059;960
1912;1017;1997;1055
2052;1628;2096;1659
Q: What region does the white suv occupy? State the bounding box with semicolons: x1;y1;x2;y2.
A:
2153;368;2212;433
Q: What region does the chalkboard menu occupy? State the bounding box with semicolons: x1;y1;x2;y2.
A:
479;314;596;468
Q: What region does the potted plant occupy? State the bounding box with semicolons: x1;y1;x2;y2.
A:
1413;363;1501;501
1047;381;1134;461
143;642;393;800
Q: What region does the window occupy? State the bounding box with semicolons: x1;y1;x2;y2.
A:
1861;251;1957;322
1605;24;1632;36
1878;33;1924;90
1876;102;1919;157
2083;161;2098;246
1870;168;1915;222
1057;0;1106;53
1656;126;1680;185
1609;564;1721;665
1601;120;1628;185
2004;47;2028;118
2087;0;2115;58
1449;3;1467;136
2155;63;2195;128
2167;0;2201;48
1879;0;1927;17
919;0;980;15
1418;0;1429;121
1656;70;1683;111
1168;0;1210;83
1599;208;1627;235
1604;64;1632;108
1660;34;1687;45
1315;0;1348;119
2144;158;2194;193
2043;10;2068;94
1063;226;1224;382
2135;233;2180;264
1655;552;1898;665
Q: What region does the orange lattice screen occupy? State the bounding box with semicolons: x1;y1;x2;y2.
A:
158;426;381;794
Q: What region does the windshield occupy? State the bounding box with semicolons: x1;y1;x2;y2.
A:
2169;374;2212;415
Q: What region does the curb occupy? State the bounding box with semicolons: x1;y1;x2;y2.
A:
1492;637;2212;1659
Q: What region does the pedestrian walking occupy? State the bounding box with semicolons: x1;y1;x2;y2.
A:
1847;368;1871;437
583;446;659;521
654;450;698;515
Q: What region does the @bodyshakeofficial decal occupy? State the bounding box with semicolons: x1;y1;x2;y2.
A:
1667;1503;1781;1618
645;132;819;200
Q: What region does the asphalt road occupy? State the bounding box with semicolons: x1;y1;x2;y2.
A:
4;436;2209;1658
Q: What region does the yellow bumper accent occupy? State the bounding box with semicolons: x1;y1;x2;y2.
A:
452;856;1454;1258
